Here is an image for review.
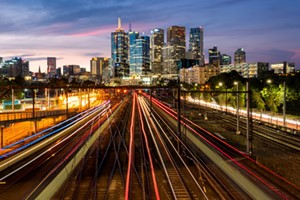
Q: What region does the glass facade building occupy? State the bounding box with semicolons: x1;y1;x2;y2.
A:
150;28;164;74
163;26;186;75
111;18;129;78
128;31;139;77
188;27;204;66
129;34;150;77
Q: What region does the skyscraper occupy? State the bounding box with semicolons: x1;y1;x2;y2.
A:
90;57;109;83
234;48;246;65
150;28;164;74
163;26;186;75
111;18;129;78
90;57;109;76
135;36;150;76
128;31;139;76
209;46;221;67
47;57;56;78
167;26;186;59
129;32;150;77
22;60;30;76
188;27;204;66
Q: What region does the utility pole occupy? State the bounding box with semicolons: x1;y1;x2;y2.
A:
283;81;286;127
177;79;181;153
235;82;240;134
246;81;251;155
66;86;69;117
12;88;14;111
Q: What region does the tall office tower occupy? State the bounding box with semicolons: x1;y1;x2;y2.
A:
21;60;30;76
135;36;150;76
167;26;186;58
129;33;150;77
128;31;139;76
220;54;232;65
0;57;3;63
209;46;221;67
234;48;246;65
188;27;204;66
90;57;109;82
47;57;56;78
111;18;129;78
150;28;164;74
163;26;186;75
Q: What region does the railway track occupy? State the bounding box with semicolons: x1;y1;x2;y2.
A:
150;95;300;199
222;115;300;151
0;101;113;199
53;98;131;199
4;92;299;199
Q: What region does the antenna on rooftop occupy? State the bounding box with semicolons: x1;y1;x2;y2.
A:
129;22;132;32
118;17;122;30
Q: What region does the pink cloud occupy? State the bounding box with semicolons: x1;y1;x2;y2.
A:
68;25;116;37
68;21;167;37
40;23;73;35
291;49;300;59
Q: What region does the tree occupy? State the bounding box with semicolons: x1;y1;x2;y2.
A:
261;85;281;112
252;89;265;111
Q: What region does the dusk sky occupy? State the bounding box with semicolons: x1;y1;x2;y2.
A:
1;0;300;72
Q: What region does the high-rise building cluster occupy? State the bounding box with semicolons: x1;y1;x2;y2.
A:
0;57;29;77
110;18;206;83
0;18;297;85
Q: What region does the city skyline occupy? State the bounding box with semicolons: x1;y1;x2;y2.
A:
0;0;300;73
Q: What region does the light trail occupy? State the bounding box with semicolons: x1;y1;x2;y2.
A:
125;93;136;200
1;101;108;151
146;94;293;199
188;97;300;131
0;101;110;158
0;104;110;182
136;96;160;200
141;96;209;200
138;96;177;199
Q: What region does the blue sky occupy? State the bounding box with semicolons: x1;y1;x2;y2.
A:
0;0;300;72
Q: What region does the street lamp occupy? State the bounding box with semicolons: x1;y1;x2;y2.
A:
234;82;240;134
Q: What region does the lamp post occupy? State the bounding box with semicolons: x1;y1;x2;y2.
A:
234;82;240;134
